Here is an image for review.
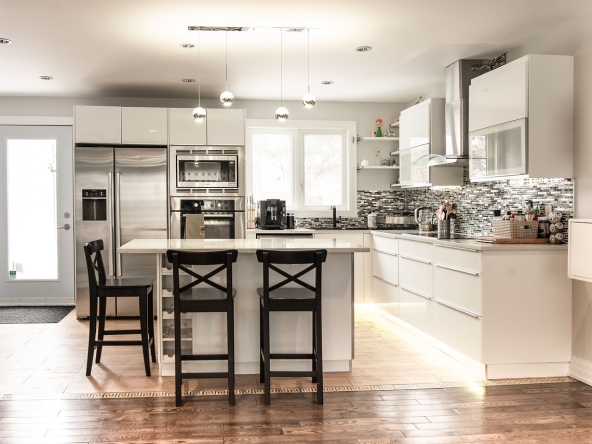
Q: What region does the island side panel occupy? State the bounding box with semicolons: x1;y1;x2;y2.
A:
159;252;353;376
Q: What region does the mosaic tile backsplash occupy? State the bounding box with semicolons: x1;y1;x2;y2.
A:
296;172;573;240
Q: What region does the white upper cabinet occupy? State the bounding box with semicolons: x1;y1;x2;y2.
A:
400;100;433;150
75;106;121;144
169;108;207;145
206;109;245;146
121;107;168;145
469;59;528;132
469;54;574;181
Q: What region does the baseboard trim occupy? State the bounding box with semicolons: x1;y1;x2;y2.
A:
372;306;486;377
569;355;592;386
0;300;74;306
487;362;570;379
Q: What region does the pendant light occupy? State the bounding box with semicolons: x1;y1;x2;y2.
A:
192;30;207;122
220;30;234;106
302;29;316;108
275;28;289;121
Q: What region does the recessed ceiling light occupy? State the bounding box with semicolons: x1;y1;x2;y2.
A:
321;80;334;85
39;76;53;80
355;46;372;52
182;79;195;83
284;28;306;33
0;38;12;44
180;43;194;48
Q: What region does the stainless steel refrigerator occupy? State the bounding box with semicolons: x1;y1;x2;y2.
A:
75;146;167;318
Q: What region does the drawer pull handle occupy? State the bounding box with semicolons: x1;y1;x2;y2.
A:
434;299;481;318
373;275;398;286
374;249;398;257
400;254;431;265
434;244;478;253
435;263;479;276
400;285;432;300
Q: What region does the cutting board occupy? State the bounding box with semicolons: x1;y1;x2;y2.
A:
474;236;550;244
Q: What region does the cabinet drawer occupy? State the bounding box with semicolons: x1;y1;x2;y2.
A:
434;301;482;362
433;243;481;273
399;258;432;298
433;266;482;315
399;287;433;335
372;277;398;317
399;239;432;262
373;250;398;285
373;235;398;255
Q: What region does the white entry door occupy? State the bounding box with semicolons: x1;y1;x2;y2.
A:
0;126;74;304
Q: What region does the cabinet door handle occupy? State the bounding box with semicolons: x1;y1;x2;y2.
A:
374;249;398;257
400;285;432;300
434;299;481;318
434;244;478;253
435;263;480;276
373;275;398;286
400;254;431;264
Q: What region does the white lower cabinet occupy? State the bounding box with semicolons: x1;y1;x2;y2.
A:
398;286;433;335
372;277;398;317
433;301;482;362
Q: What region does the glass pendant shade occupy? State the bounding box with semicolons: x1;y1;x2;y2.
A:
192;106;207;122
302;92;316;108
275;106;289;121
220;90;234;106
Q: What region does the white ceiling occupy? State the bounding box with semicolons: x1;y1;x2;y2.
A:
1;0;591;103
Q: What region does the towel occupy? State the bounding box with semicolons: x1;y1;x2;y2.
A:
184;214;205;239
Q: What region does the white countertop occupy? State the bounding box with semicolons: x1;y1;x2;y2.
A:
118;238;370;254
372;231;568;251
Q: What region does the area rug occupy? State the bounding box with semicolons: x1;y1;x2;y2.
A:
0;306;75;324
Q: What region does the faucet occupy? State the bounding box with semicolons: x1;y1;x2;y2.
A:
332;206;337;228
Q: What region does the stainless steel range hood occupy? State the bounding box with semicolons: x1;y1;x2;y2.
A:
427;59;488;167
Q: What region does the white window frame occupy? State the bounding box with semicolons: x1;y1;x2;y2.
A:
246;119;357;218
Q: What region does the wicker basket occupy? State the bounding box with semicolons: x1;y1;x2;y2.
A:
492;220;539;239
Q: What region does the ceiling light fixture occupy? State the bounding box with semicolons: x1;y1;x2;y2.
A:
275;28;289;121
192;30;207;122
180;43;194;48
321;80;333;85
302;28;316;109
182;78;195;82
39;76;53;80
0;38;12;44
355;46;372;52
220;30;234;107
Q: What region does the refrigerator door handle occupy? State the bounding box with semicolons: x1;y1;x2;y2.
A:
115;172;122;277
107;172;114;277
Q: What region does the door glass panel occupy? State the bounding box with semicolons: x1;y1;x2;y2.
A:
177;158;236;184
469;118;527;179
251;133;292;204
410;144;430;185
303;134;343;206
6;139;58;280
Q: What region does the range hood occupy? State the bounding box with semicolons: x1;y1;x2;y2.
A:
427;59;488;167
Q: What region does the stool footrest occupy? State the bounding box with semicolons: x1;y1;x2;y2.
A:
95;340;142;346
103;329;142;335
181;354;229;361
181;372;229;379
270;371;317;378
269;353;315;360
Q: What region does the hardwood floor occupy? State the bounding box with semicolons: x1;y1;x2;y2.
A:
1;305;590;442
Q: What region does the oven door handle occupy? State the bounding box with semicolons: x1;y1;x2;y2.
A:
181;213;235;218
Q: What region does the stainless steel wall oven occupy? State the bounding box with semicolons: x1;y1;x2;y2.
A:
170;197;245;239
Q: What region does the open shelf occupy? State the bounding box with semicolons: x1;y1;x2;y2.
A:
359;137;399;142
389;121;400;128
390;150;400;156
358;165;399;170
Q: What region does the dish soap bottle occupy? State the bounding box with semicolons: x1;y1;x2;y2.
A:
375;119;383;138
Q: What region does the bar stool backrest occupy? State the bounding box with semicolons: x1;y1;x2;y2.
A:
84;240;107;296
256;249;328;302
165;250;239;302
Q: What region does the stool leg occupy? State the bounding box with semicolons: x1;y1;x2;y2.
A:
147;288;157;363
315;308;323;405
259;301;264;384
263;304;271;405
312;311;317;383
138;292;151;377
227;303;235;406
95;296;107;363
86;294;98;376
174;298;182;407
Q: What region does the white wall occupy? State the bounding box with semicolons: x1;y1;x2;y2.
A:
0;96;405;191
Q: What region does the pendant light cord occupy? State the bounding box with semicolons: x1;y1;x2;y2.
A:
225;30;228;91
280;28;283;106
307;28;310;94
198;30;201;106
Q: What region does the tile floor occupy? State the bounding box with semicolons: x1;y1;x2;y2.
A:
0;305;490;397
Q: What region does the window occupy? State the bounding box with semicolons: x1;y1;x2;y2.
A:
247;120;356;216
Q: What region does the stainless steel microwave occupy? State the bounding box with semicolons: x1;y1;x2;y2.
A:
169;146;244;196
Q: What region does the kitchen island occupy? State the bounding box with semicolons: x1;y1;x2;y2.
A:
119;238;369;376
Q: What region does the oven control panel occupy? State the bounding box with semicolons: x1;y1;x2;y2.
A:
180;199;235;212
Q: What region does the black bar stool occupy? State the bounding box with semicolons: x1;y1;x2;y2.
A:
166;249;238;407
256;249;328;405
84;239;156;377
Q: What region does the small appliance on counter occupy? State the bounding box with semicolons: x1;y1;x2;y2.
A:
259;199;286;230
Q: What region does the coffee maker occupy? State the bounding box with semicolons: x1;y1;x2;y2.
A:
258;199;286;230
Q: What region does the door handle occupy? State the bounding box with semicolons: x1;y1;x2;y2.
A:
115;172;122;277
107;172;114;277
56;224;71;230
